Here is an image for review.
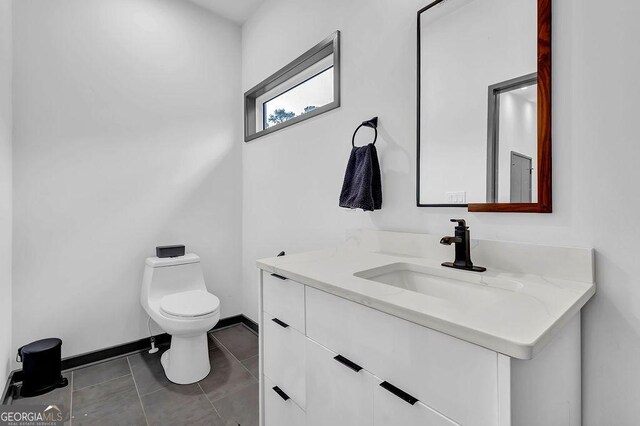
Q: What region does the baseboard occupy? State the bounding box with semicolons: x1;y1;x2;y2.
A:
241;314;259;334
217;314;252;331
1;370;16;406
3;314;258;403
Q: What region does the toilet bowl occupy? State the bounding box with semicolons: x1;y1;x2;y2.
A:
141;253;220;384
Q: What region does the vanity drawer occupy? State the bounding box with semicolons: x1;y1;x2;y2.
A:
264;376;306;426
263;309;306;409
373;378;459;426
305;287;498;426
262;272;305;333
306;338;375;426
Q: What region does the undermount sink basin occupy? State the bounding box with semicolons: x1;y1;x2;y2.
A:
354;262;523;307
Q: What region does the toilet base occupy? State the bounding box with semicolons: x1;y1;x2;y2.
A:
161;333;211;384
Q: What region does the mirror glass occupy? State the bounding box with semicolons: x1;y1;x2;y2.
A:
418;0;538;206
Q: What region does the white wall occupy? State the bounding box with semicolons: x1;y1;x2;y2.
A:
12;0;243;361
0;0;12;387
241;0;640;424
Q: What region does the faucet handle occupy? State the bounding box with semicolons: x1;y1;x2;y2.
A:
450;219;467;228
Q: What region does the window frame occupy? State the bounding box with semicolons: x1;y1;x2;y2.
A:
244;31;341;142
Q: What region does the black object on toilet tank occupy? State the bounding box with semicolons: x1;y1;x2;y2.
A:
17;338;68;397
156;245;186;258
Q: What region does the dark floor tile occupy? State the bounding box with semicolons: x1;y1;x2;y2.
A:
73;358;131;390
141;383;224;426
211;325;258;361
128;349;172;396
198;347;257;402
240;355;259;378
212;383;259;426
207;334;223;351
72;374;145;426
11;372;72;421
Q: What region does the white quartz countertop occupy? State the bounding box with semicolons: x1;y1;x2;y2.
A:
256;233;595;359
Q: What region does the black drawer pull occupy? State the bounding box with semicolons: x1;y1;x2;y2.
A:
272;386;290;401
333;354;363;372
379;381;418;405
271;318;289;328
271;273;287;280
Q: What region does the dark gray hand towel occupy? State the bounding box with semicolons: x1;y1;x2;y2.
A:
339;143;382;211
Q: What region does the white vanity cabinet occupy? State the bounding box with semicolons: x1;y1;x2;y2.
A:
259;271;582;426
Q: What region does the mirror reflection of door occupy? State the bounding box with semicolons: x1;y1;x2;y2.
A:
488;75;538;203
510;151;532;202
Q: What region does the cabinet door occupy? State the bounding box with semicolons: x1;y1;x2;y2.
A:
373;378;459;426
263;272;305;333
306;287;498;426
306;338;374;426
264;376;305;426
263;310;306;408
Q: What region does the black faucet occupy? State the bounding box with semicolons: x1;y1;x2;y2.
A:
440;219;486;272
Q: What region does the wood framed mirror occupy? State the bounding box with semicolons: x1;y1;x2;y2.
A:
416;0;551;213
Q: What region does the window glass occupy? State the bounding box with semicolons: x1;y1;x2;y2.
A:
263;67;334;129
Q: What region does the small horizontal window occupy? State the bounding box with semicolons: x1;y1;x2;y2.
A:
244;31;340;142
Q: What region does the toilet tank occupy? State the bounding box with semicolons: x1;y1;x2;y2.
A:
141;254;206;304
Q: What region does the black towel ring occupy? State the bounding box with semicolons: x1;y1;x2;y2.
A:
352;117;378;147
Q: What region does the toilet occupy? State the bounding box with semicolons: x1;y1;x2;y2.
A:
141;253;220;384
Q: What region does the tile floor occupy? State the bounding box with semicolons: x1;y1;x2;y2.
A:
9;324;260;426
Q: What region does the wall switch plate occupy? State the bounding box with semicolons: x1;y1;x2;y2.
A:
446;191;467;204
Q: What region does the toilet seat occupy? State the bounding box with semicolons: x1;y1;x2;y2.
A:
160;290;220;318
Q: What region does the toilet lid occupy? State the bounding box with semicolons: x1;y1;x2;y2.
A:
160;290;220;318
